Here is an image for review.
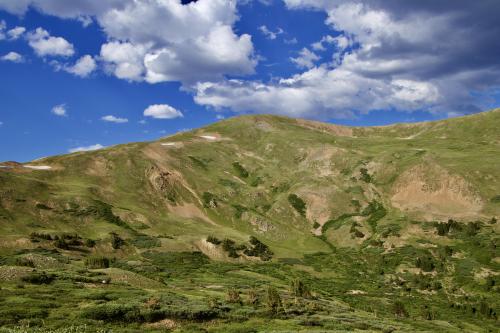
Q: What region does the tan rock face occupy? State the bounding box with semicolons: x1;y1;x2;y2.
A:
391;163;483;220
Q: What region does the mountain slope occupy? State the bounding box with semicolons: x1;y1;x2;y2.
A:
0;110;498;332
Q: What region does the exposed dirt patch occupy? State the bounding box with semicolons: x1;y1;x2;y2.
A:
86;156;111;177
168;202;215;225
391;163;483;220
299;146;344;177
144;319;177;330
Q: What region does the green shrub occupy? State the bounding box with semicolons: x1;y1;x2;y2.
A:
290;278;311;298
416;255;435;272
265;286;283;316
29;232;52;241
359;168;372;183
35;203;52;210
244;236;273;261
247;288;259;306
16;257;35;267
85;256;110;269
131;234;161;249
188;155;208;170
392;300;409;318
490;195;500;203
232;204;247;219
206;235;222;245
21;271;55;284
222;238;239;258
202;192;217;208
288;194;306;217
232;162;249;178
110;232;124;249
226;288;242;304
54;238;69;250
84;239;96;247
362;201;387;229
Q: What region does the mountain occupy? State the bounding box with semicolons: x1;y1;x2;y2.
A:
0;110;498;332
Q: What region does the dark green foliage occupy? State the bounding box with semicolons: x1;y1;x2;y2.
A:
437;245;453;260
466;221;481;236
188;155;208;170
412;273;442;291
21;271;55;284
54;238;69;250
72;200;130;229
353;229;365;238
226;288;242;304
250;176;263;187
359;168;372;183
290;278;311;298
416;255;435;272
247;288;259;306
202;191;217;208
232;204;247;219
85;256;110;269
110;232;124;249
29;232;52;241
489;217;497;224
288;194;306;217
232;162;249;178
485;276;496;291
206;235;222;245
435;219;462;236
244;236;273;261
61;233;82;246
362;201;387;229
35;203;52;210
313;221;320;229
271;182;290;194
490;195;500;203
392;301;409;318
222;238;239;258
84;238;96;247
265;286;283;316
15;257;35;267
131;234;161;248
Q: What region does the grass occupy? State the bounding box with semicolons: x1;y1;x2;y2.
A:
0;111;499;331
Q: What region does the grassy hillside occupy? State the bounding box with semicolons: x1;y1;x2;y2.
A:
0;109;498;332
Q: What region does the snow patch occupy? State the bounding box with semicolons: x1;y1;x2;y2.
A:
161;142;176;146
24;165;52;170
199;135;217;140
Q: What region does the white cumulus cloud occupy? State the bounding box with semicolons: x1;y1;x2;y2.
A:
64;55;96;77
69;144;105;153
259;25;284;40
0;0;257;85
27;27;74;57
7;26;26;40
101;115;128;123
290;48;320;69
1;52;24;63
144;104;183;119
51;104;67;117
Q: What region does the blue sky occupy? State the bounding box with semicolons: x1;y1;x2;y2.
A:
1;0;500;162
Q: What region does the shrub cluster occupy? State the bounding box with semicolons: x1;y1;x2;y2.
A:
244;236;273;261
85;256;110;269
206;235;221;245
288;194;306;217
21;271;55;284
232;162;249;178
